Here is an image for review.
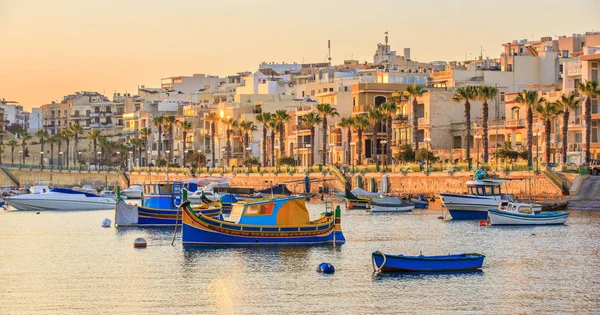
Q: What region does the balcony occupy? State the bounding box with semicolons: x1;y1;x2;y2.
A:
506;119;526;128
91;113;102;117
565;62;582;77
104;112;113;117
418;117;429;126
393;114;409;122
90;123;101;128
123;128;138;135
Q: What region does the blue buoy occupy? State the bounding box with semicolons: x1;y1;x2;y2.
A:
317;263;335;274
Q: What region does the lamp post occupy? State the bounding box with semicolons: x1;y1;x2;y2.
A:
146;150;151;167
165;150;170;167
128;150;133;170
78;152;82;171
533;131;541;171
116;151;121;169
40;152;44;170
329;142;336;166
18;151;22;169
97;151;101;169
350;142;356;173
475;134;482;169
424;138;431;172
380;139;388;171
306;144;311;168
221;148;226;172
58;151;63;170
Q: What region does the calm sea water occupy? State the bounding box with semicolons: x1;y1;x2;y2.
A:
1;201;599;314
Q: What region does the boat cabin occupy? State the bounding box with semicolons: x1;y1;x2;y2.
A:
143;182;183;209
228;196;311;226
500;203;534;215
465;180;508;199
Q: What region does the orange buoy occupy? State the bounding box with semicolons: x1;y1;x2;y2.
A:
478;220;487;227
348;203;354;210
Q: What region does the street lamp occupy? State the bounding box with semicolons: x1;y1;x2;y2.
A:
146;150;151;167
475;134;482;169
59;151;63;170
329;142;336;166
380;139;388;171
18;151;22;169
78;152;82;170
424;138;431;171
128;150;133;170
97;151;101;169
40;152;44;169
165;150;170;167
350;142;356;173
533;131;541;171
221;148;226;172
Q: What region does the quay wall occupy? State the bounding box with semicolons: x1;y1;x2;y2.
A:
0;168;124;188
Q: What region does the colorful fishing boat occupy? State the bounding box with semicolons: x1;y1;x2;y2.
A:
372;251;485;272
114;182;221;227
181;196;345;245
488;202;568;225
409;195;429;209
344;188;373;209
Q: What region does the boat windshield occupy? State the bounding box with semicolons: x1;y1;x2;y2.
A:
518;206;533;214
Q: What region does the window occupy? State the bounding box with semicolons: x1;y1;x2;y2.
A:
453;136;462;149
500;92;505;102
159;184;173;195
476;186;485;196
311;90;315;96
593;121;598;143
244;203;275;216
511;107;520;120
518;207;533;214
374;96;387;107
484;186;493;196
344;86;348;92
516;133;522;143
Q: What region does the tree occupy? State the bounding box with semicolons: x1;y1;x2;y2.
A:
221;117;238;167
380;101;398;164
278;156;296;166
338;116;354;165
555;92;582;163
301;112;322;167
404;84;427;151
70;123;84;166
367;108;384;164
87;129;102;165
204;112;220;168
139;127;151;166
0;140;4;164
130;138;145;167
152;115;165;161
243;156;260;167
317;103;339;165
163;115;177;162
98;136;110;166
36;129;49;168
55;133;64;168
514;90;546;168
179;121;193;167
273;110;291;158
536;101;562;164
452;86;478;165
239;120;257;159
394;144;415;163
255;112;273;166
578;80;600;164
47;135;56;167
8;139;18;165
18;131;31;166
476;85;499;163
415;148;439;163
353;114;369;165
61;129;73;167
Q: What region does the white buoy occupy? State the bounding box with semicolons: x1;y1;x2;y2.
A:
134;237;147;248
101;218;111;227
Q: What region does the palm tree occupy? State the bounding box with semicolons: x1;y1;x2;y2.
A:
221;117;238;167
367;108;384;164
179;121;193;167
353;115;370;165
18;131;31;166
98;136;110;166
536;101;563;164
404;84;428;151
8;139;18;165
301;112;322;167
273;110;291;157
47;135;56;167
380;102;398;164
163;115;177;162
36;129;49;168
338;116;355;165
452;86;478;166
87;129;102;166
130;138;145;167
139;127;151;166
578;80;600;164
239;120;257;159
317;104;339;165
514;90;546;168
70;124;84;166
0;140;4;164
61;129;73;168
204;112;220;168
152;115;165;161
476;85;499;163
556;92;582;163
255;112;273;166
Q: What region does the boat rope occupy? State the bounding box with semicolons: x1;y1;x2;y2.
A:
371;250;386;273
171;204;182;246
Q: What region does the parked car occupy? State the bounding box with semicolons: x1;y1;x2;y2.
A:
589;160;600;175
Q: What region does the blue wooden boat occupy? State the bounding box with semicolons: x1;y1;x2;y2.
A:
371;251;485;272
181;196;345;246
409;196;429;209
114;182;221;227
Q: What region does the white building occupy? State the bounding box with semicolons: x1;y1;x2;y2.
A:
28;108;42;132
160;74;225;94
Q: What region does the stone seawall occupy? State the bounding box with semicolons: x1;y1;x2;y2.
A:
0;167;124;188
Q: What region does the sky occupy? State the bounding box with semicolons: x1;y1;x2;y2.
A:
0;0;598;110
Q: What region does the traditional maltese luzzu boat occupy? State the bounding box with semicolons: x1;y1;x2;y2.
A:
181;196;345;246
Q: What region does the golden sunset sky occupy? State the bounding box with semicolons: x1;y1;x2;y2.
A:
0;0;598;110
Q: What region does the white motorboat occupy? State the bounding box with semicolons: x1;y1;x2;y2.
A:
29;185;50;194
74;185;98;195
488;202;568;225
186;182;231;204
101;190;127;201
370;197;415;212
122;184;144;199
5;187;116;211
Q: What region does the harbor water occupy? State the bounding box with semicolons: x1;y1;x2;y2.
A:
1;202;599;314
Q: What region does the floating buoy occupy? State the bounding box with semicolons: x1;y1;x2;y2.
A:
36;212;40;215
101;218;111;228
478;220;487;227
437;216;444;220
317;263;335;274
348;204;354;210
531;233;536;236
134;237;147;248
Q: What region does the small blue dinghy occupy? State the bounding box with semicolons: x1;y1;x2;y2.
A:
372;251;485;272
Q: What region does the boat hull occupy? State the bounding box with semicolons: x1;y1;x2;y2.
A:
6;196;115;211
115;201;222;227
122;191;143;199
370;204;414;212
372;252;485;272
440;194;502;220
489;209;568;225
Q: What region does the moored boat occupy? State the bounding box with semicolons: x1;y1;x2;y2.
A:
344;188;374;209
5;187;116;211
372;251;485;272
122;184;144;199
370;197;414;212
181;196;345;246
488;202;568;225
